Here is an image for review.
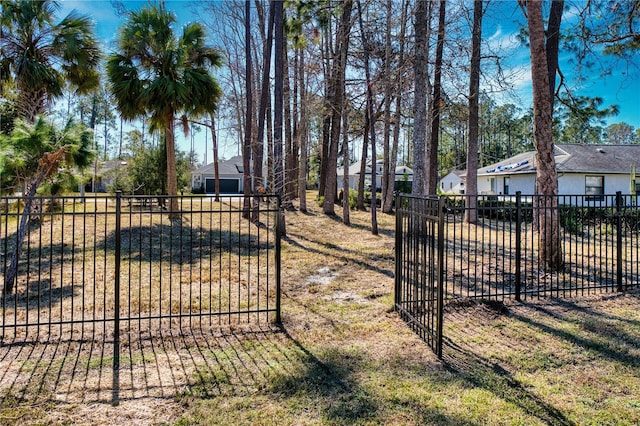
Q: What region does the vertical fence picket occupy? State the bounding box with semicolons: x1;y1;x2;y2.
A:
616;192;623;292
113;191;121;406
515;192;522;301
395;193;640;359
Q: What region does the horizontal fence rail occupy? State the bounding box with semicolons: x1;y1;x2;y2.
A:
395;192;640;358
1;193;281;344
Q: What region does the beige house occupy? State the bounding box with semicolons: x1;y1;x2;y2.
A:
337;159;413;191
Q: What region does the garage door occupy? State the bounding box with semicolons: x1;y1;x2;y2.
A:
205;178;239;194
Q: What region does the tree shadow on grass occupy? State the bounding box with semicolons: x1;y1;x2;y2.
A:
442;338;575;426
268;326;379;424
323;211;395;237
441;301;577;426
101;223;274;264
283;232;394;279
440;293;640;426
172;323;381;424
1;217;276;293
510;296;640;368
1;279;78;310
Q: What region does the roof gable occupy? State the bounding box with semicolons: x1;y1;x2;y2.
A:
192;156;253;176
337;160;413;176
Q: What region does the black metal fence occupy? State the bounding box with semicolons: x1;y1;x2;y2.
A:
1;193;281;345
395;195;445;357
395;192;640;358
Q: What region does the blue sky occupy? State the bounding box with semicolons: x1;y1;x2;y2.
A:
58;0;640;164
483;1;640;129
59;0;237;162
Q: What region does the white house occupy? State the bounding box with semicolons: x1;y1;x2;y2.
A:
439;170;466;194
476;144;640;203
191;156;260;194
337;159;413;191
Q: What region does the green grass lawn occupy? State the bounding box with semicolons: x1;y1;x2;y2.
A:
172;201;640;426
1;196;639;425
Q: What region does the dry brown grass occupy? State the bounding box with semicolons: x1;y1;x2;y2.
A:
1;196;278;334
1;194;639;425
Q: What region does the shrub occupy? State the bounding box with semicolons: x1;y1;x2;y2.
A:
192;183;205;194
348;189;358;210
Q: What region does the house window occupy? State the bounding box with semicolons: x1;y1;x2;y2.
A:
585;175;604;201
504;177;510;195
490;178;496;193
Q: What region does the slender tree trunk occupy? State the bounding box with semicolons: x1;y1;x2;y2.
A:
318;21;333;200
381;0;393;213
342;106;351;225
465;0;483;224
297;44;309;213
357;0;378;235
283;43;295;207
386;0;409;208
3;175;43;294
357;113;369;211
253;0;275;222
323;0;353;216
242;1;253;219
4;148;77;294
411;0;432;196
427;0;446;195
119;117;123;159
274;0;286;235
165;111;180;218
210;114;221;202
546;0;563;109
291;45;300;203
522;0;563;270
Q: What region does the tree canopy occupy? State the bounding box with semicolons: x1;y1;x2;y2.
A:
0;0;100;122
107;2;222;216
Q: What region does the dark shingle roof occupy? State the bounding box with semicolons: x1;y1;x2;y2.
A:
478;144;640;176
555;144;640;173
192;156;245;176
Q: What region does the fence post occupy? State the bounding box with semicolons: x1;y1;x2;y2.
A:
616;191;623;292
112;191;121;406
515;191;522;301
436;196;445;359
394;195;403;309
275;195;282;324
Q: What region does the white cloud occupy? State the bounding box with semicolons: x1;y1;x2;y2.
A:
486;25;522;52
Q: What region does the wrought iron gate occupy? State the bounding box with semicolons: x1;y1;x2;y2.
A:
394;195;445;358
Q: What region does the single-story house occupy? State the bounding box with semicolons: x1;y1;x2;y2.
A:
476;144;640;202
85;160;129;193
337;159;413;191
191;156;263;194
439;170;466;194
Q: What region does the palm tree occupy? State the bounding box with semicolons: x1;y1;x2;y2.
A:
0;0;100;123
1;118;94;294
106;3;222;217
